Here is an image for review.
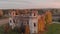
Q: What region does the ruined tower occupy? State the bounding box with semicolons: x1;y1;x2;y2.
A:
29;10;38;34
9;9;38;34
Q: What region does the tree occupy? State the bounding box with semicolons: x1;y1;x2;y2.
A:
0;10;3;17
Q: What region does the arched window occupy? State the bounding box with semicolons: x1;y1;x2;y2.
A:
13;19;15;23
34;13;35;16
34;23;36;27
10;20;12;23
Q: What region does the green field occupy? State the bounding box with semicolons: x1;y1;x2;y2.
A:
44;23;60;34
0;23;60;34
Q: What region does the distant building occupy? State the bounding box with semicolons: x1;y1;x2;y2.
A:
51;9;60;22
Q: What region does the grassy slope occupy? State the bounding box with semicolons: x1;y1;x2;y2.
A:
44;23;60;34
0;24;60;34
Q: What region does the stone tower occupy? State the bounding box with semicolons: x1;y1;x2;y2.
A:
29;10;38;34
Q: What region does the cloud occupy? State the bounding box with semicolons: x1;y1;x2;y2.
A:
0;0;60;9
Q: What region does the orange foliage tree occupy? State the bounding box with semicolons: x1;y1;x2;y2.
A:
45;10;52;24
38;15;46;32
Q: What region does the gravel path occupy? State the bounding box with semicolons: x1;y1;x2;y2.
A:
52;22;60;24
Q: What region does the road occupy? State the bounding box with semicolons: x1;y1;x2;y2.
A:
0;18;9;26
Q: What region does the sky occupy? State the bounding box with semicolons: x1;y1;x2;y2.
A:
0;0;60;9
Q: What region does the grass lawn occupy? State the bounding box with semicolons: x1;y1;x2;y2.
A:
44;23;60;34
0;23;60;34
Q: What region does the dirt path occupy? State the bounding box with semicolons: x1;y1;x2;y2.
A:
0;18;9;26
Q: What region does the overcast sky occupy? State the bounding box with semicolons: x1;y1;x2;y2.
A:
0;0;60;9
